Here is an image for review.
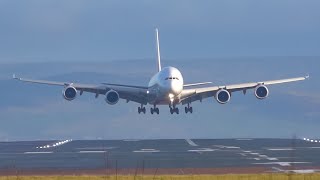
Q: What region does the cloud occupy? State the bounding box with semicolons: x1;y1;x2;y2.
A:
287;91;320;105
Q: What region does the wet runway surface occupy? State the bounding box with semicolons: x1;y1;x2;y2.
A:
0;139;319;171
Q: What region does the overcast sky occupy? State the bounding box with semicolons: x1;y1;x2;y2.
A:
0;1;319;140
0;0;319;62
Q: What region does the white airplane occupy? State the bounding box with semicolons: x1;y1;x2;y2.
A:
14;29;309;114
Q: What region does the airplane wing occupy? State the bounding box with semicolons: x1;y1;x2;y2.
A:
183;82;212;87
13;75;149;105
180;76;309;105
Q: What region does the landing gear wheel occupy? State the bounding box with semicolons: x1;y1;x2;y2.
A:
138;106;146;114
185;104;193;114
155;108;159;114
170;107;179;114
150;108;154;114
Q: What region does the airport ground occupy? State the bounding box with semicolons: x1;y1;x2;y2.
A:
1;174;320;180
0;139;319;178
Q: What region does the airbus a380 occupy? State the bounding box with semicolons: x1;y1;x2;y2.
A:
14;29;309;114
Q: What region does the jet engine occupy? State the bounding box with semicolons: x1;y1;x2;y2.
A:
255;85;269;99
105;90;119;105
215;89;231;104
63;86;77;101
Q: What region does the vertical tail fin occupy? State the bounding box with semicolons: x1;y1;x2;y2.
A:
155;28;162;72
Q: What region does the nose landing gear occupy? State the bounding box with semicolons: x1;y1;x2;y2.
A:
169;104;179;114
170;107;179;114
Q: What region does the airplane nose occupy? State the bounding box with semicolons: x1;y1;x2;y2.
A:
169;81;180;94
162;80;182;95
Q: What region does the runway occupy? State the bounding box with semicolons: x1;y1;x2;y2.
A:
0;139;319;175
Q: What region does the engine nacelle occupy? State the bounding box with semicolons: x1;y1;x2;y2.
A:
255;85;269;99
63;86;77;101
215;89;231;104
105;90;119;105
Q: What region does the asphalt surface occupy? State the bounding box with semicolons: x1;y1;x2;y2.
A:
0;139;319;172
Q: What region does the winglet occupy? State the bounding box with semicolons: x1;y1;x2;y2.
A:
13;74;21;80
155;28;162;72
13;74;17;79
305;74;310;79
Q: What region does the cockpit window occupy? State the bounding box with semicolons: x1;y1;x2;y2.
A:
165;77;179;80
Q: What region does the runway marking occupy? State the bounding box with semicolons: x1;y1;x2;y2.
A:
244;150;279;161
258;155;268;158
307;147;320;149
185;139;198;146
76;147;117;150
133;149;160;153
178;169;185;175
272;167;320;174
24;152;53;154
236;139;253;141
243;151;252;153
188;148;215;152
254;162;311;167
267;148;295;151
79;151;107;153
214;145;240;149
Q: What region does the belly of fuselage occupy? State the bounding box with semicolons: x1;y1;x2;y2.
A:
147;85;180;105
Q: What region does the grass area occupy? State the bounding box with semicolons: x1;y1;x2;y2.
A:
1;174;320;180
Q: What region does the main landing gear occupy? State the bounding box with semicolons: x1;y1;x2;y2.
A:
138;105;146;114
138;104;192;114
185;104;193;114
150;105;159;115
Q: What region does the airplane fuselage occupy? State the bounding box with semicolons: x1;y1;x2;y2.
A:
147;66;183;105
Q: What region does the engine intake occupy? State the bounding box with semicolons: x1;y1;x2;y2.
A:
255;85;269;99
216;89;231;104
63;86;77;101
105;90;119;105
